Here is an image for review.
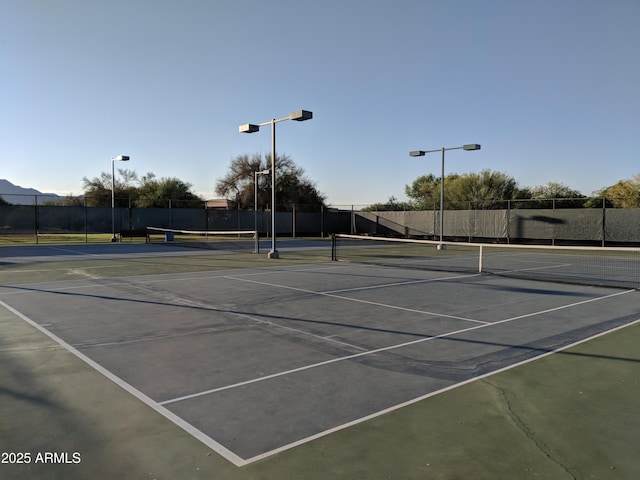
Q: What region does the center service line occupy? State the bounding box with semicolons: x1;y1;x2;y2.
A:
225;274;488;324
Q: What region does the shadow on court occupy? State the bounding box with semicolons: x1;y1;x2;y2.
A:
3;282;640;369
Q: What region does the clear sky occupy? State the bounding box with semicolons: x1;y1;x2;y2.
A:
2;0;639;207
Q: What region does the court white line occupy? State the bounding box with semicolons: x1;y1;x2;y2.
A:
121;280;368;353
1;275;367;353
243;316;640;465
322;272;482;294
159;328;464;406
0;265;129;274
46;246;104;256
3;282;635;466
0;298;248;467
160;289;635;407
497;289;634;322
498;263;572;274
225;275;488;324
0;263;340;294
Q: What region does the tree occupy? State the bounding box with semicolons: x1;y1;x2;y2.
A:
529;182;583;199
594;174;640;208
446;170;521;209
215;153;326;212
82;170;202;207
404;174;440;210
405;170;523;210
136;173;203;208
522;182;586;208
362;196;413;212
82;169;139;207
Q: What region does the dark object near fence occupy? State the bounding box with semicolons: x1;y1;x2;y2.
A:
119;229;150;243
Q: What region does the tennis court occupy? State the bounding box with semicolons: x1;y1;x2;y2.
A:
1;238;639;477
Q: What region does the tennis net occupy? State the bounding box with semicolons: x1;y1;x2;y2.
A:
147;227;259;252
331;234;640;289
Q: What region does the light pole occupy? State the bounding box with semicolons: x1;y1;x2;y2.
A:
254;169;270;253
111;155;130;242
409;144;480;249
239;109;313;258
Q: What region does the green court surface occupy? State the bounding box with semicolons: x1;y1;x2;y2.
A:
1;241;638;479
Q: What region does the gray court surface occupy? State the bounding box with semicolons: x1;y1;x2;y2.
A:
0;241;261;261
1;247;639;466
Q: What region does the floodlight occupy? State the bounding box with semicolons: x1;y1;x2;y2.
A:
239;124;260;133
111;155;131;242
240;108;313;259
408;142;481;248
289;110;313;121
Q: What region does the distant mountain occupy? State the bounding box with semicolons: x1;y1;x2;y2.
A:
0;179;62;205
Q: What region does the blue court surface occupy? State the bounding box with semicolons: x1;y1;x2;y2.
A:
1;243;638;466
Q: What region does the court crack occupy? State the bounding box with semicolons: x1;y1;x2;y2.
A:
482;379;577;480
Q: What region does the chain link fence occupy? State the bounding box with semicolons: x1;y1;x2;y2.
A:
1;195;639;245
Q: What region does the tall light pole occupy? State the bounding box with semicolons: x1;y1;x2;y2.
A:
254;169;270;253
239;109;313;258
111;155;130;242
409;144;480;249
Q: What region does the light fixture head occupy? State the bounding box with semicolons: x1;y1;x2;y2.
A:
463;144;481;151
409;150;426;157
239;124;260;133
289;110;313;121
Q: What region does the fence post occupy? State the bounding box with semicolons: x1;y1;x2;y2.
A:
551;198;555;246
84;196;88;243
34;195;39;244
507;200;511;244
468;201;472;243
351;205;355;234
128;197;133;230
433;201;437;241
601;197;606;247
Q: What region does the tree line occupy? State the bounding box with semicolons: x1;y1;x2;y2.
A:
73;153;326;211
365;170;640;211
4;154;637;210
29;153;326;211
79;171;203;208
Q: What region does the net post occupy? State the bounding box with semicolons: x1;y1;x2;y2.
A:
478;244;483;272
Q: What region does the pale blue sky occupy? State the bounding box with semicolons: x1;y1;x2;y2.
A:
2;0;639;206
